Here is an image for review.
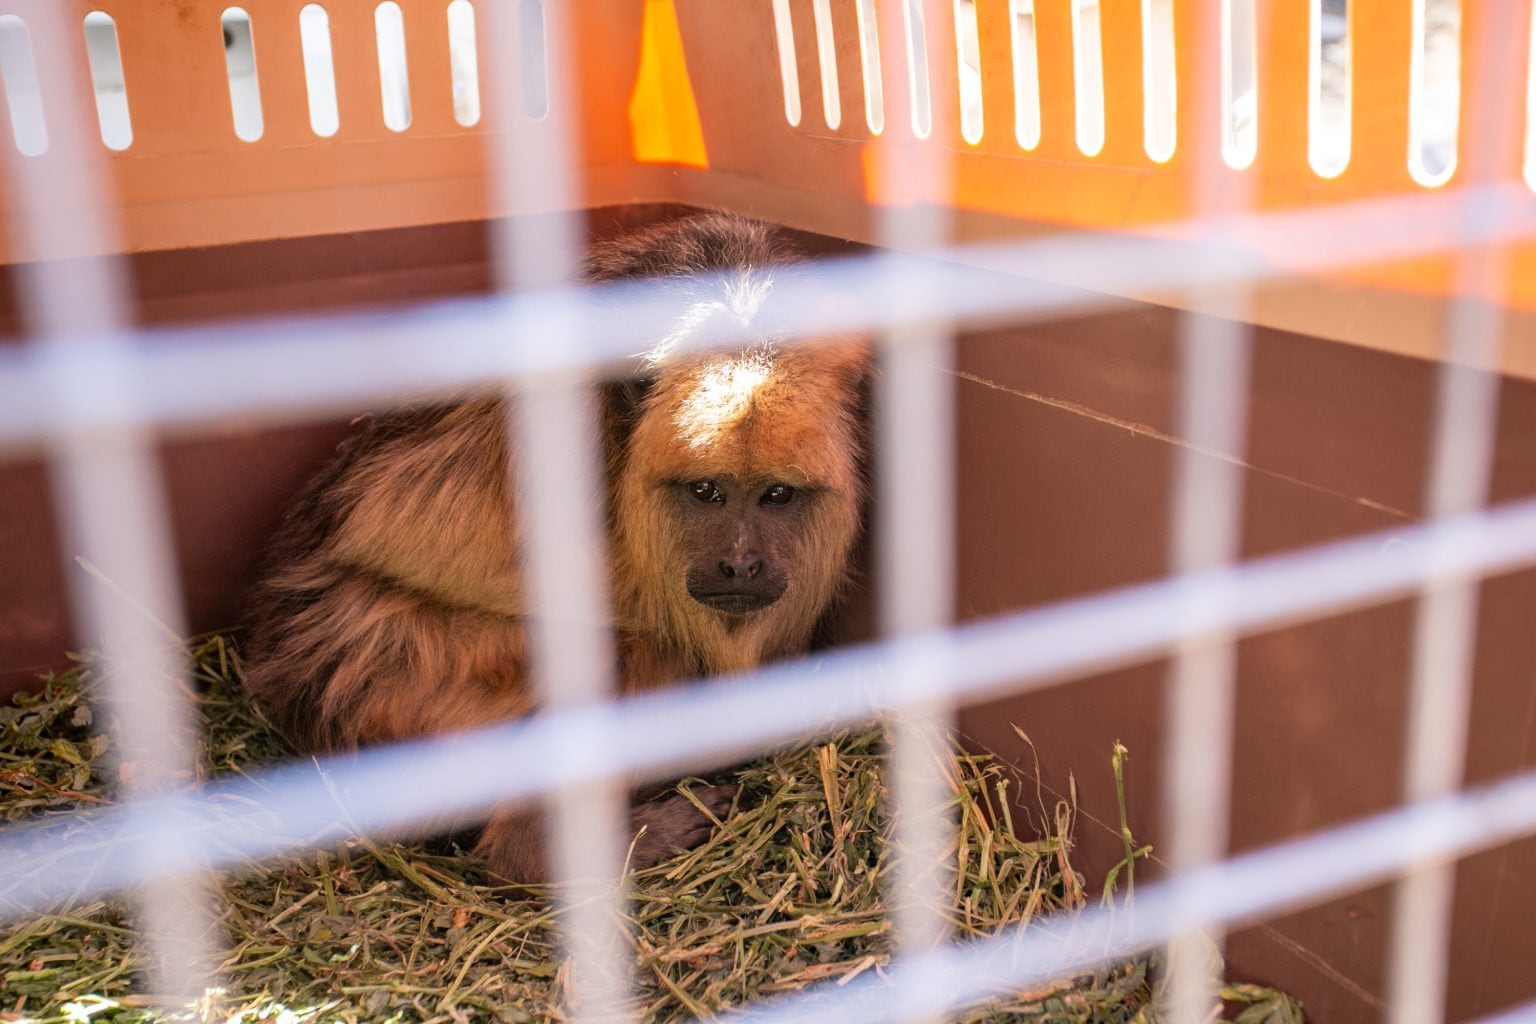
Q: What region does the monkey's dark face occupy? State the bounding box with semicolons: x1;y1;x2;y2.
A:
668;475;814;616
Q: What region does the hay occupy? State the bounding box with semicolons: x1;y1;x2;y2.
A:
0;638;1303;1023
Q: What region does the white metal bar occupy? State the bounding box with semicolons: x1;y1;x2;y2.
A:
1161;0;1254;1018
880;300;958;1019
874;1;957;1016
5;494;1536;917
1388;3;1521;1022
0;184;1530;451
478;2;633;1021
0;5;219;1004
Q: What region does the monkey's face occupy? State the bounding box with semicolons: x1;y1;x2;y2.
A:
669;476;811;616
613;335;869;670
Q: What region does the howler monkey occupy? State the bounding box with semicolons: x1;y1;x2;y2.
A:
242;213;870;882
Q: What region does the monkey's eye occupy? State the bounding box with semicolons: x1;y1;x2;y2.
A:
688;480;725;504
760;484;797;506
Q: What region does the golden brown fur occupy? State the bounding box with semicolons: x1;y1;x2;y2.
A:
242;213;870;881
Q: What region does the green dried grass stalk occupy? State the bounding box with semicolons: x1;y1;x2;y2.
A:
0;638;1303;1023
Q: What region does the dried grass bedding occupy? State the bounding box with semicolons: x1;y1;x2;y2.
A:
0;637;1302;1023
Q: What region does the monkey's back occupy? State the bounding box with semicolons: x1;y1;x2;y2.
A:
242;400;538;752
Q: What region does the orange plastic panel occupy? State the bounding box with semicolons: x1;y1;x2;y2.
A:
0;0;1528;372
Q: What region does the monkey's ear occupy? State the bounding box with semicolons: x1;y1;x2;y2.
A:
600;376;653;457
605;378;651;424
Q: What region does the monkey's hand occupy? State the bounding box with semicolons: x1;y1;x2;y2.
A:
627;782;738;871
473;807;546;887
473;783;738;887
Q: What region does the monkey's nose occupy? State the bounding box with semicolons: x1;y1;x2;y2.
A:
718;559;763;580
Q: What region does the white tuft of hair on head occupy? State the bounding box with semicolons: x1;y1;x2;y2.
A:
644;269;781;367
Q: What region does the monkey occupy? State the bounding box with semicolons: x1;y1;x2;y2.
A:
241;212;871;884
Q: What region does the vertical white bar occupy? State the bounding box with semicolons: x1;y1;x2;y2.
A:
1161;0;1252;1020
478;4;632;1024
875;0;955;1018
881;335;957;1021
0;6;219;1005
1387;3;1517;1021
812;0;842;130
518;0;549;119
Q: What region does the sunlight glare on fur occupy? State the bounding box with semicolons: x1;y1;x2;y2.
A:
677;352;773;449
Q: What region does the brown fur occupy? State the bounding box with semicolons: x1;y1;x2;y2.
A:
242;213;870;882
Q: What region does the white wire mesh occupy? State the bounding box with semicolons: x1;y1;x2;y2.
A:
0;4;1532;1022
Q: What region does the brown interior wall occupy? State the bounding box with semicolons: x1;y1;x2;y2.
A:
3;218;1536;1020
953;309;1536;1021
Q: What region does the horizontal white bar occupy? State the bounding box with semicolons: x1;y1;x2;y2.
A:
0;184;1531;452
1472;1000;1536;1024
3;493;1536;918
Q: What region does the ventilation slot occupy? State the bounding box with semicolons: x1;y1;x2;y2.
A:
84;12;132;151
299;5;338;137
519;0;547;120
1142;0;1176;162
0;16;44;156
855;0;884;134
221;7;263;142
1408;0;1460;187
447;0;480;126
904;0;933;139
1010;0;1041;150
955;0;983;143
1071;0;1105;156
375;1;411;132
1221;0;1258;169
1308;0;1350;177
807;0;842;130
770;0;802;126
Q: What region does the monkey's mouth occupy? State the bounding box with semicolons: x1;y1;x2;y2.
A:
689;591;780;615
